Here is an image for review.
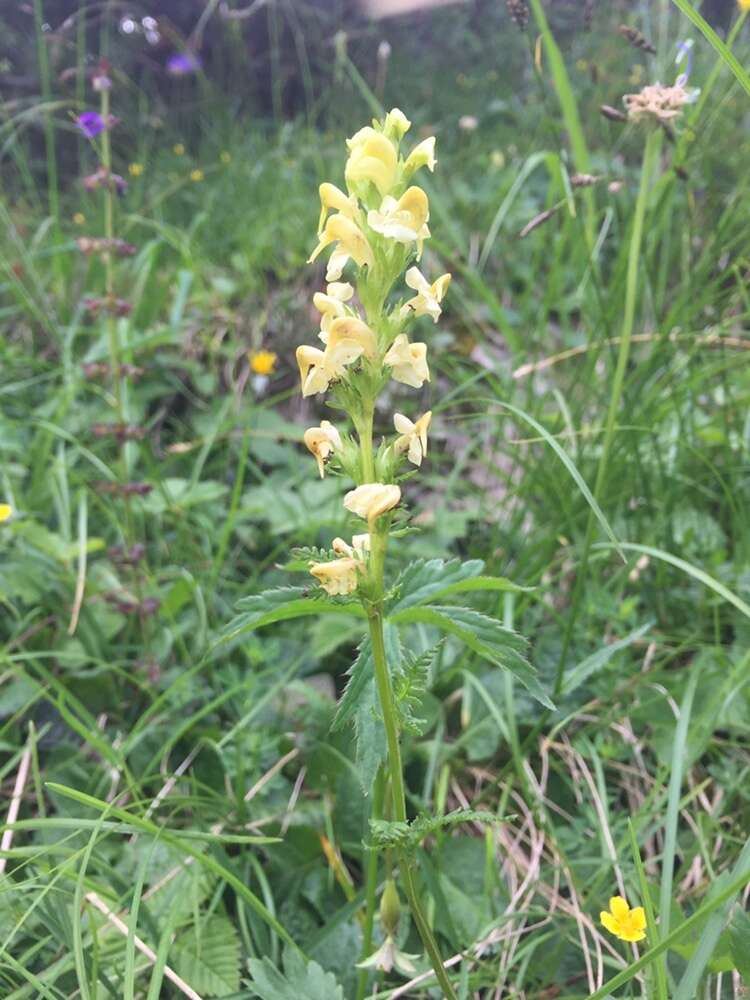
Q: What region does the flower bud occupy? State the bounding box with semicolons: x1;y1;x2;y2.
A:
379;878;401;936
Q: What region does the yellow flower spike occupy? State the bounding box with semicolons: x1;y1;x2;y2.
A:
400;267;451;323
309;557;362;596
345;130;399;196
304;420;343;478
383;108;412;141
308;214;375;273
326;316;377;362
313;282;354;342
0;503;13;523
344;483;401;525
404;136;437;176
128;162;144;176
318;182;359;233
367;187;431;256
249;349;278;376
600;896;647;943
393;411;432;466
383;334;430;388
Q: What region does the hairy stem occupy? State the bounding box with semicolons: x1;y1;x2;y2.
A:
356;767;385;1000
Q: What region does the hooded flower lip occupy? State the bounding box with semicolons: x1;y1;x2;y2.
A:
326;316;377;362
383;107;412;140
304;420;342;478
400;267;451;323
404;136;437;175
0;503;13;523
345;129;399;196
76;112;107;138
332;533;370;558
384;334;430;388
600;896;647;943
394;411;432;466
296;345;347;397
308;214;375;273
318;182;359;233
314;282;354;342
367;187;430;254
344;483;401;524
309;557;361;595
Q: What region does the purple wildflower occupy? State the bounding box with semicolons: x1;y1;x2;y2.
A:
76;111;107;138
166;52;201;76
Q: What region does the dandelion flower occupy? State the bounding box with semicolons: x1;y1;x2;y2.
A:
600;896;647;943
128;162;144;176
249;349;278;376
0;503;12;523
173;143;185;156
190;169;204;182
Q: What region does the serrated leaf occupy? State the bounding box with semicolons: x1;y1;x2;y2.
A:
331;622;400;733
391;604;554;709
354;679;386;794
248;948;344;1000
388;559;531;615
369;809;499;850
217;586;365;647
394;643;442;733
173;917;240;997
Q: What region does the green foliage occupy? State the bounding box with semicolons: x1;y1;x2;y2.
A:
248;949;345;1000
369;809;498;851
173;918;241;997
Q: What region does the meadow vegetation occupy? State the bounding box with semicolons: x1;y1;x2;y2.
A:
1;0;750;996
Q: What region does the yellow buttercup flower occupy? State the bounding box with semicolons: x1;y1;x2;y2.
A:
404;136;437;176
173;143;185;156
304;420;342;478
344;483;401;525
345;128;398;197
128;162;144;176
367;187;430;256
400;267;451;323
313;282;354;342
308;214;375;276
190;168;204;182
393;411;432;466
310;557;362;595
384;334;430;388
249;349;278;376
0;503;13;523
600;896;647;943
318;182;359;233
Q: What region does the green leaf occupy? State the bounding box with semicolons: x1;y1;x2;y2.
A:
173;917;240;997
354;679;385;795
217;586;365;647
730;907;750;978
394;642;443;733
331;638;373;732
562;622;653;696
391;604;554;709
388;558;527;615
369;809;499;851
248;948;344;1000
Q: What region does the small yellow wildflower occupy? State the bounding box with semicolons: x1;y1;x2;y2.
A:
173;143;185;156
394;411;432;467
0;503;13;523
190;169;204;182
344;483;401;525
128;162;144;176
304;420;342;478
739;0;750;11
220;151;231;164
248;349;278;376
600;896;647;943
384;334;430;389
73;212;86;225
309;557;362;596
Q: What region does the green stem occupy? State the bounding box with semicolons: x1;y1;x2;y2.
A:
365;528;457;999
553;128;660;696
99;86;123;422
356;767;385;1000
33;0;61;261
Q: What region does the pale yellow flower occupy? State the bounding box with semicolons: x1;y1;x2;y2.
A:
313;282;354;342
404;136;436;175
304;420;342;478
740;0;750;10
356;935;419;976
400;267;451;323
344;483;401;524
128;162;144;176
0;503;13;523
318;182;359;232
393;411;432;466
345;128;398;196
308;214;375;273
248;349;278;375
190;168;204;182
173;143;185;156
383;334;430;389
332;534;370;558
326;316;377;363
600;896;647;943
383;107;411;140
310;557;362;595
73;212;86;226
368;187;430;256
296;335;363;397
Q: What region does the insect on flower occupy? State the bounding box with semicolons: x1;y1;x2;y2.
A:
600;896;647;942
